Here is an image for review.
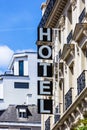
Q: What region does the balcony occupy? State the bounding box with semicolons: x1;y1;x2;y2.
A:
61;44;75;63
67;30;73;44
54;114;60;124
73;23;87;42
77;70;87;95
54;105;61;123
79;8;86;23
45;117;50;130
65;88;73;110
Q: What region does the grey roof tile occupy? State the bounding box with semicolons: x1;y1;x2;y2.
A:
0;105;41;124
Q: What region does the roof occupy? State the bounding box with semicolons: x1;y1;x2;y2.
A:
0;105;41;124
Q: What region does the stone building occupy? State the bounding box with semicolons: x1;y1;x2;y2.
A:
37;0;87;129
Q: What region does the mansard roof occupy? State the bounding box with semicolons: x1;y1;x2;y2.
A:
0;104;41;124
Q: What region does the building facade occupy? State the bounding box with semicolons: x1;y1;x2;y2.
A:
0;52;38;109
38;0;87;129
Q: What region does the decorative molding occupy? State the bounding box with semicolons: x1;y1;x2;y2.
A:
83;30;87;36
71;112;75;120
58;15;65;30
84;13;87;22
71;0;77;10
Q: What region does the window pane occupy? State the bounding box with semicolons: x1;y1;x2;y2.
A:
19;60;24;76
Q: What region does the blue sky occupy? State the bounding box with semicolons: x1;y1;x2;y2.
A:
0;0;45;73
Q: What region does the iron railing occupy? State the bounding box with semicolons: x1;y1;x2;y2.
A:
45;117;50;130
77;70;87;95
38;0;56;27
65;88;73;110
54;114;60;124
54;105;61;123
67;30;73;44
79;8;86;23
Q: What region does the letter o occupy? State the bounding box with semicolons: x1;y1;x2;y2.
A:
39;45;52;59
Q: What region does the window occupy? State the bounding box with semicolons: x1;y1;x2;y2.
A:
19;60;24;76
19;108;27;118
16;105;32;119
14;82;29;89
27;94;32;97
59;30;61;43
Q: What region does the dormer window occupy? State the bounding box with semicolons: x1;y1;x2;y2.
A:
19;108;27;118
16;105;31;119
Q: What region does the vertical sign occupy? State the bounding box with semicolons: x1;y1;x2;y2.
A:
37;28;53;114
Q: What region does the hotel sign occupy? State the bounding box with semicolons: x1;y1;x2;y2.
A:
37;28;53;114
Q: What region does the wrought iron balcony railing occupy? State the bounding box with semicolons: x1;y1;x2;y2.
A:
54;114;60;124
77;70;87;95
67;30;73;44
65;88;73;110
79;8;86;23
45;117;50;130
54;105;61;123
38;0;56;27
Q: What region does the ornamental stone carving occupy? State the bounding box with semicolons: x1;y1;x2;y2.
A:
58;15;65;30
71;0;77;10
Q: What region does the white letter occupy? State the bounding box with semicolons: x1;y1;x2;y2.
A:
40;81;52;95
39;28;51;41
40;62;50;76
40;99;51;113
39;45;52;59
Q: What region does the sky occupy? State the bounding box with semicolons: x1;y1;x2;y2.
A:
0;0;45;73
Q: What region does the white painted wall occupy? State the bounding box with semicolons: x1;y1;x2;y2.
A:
0;81;3;99
14;61;19;75
24;60;28;76
0;52;38;110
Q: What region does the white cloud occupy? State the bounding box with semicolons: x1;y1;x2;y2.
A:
0;45;14;69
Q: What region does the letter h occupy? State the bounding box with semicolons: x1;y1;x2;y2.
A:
38;28;52;42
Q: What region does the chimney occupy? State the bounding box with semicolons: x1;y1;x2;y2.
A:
41;2;47;16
